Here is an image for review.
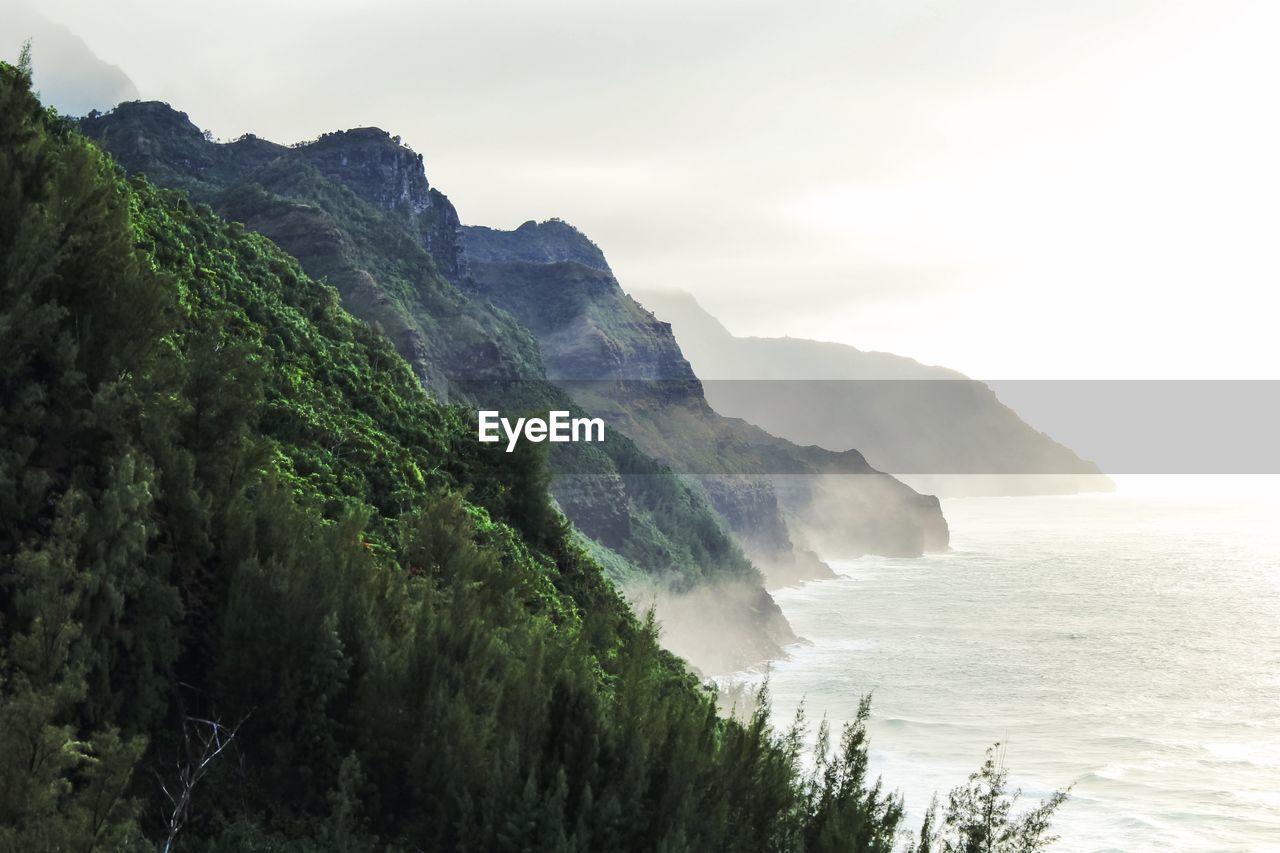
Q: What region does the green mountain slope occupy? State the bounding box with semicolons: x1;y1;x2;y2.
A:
80;102;536;392
80;101;793;671
1;64;911;851
81;104;949;589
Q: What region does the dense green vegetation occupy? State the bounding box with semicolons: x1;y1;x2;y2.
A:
79;100;768;623
1;60;913;851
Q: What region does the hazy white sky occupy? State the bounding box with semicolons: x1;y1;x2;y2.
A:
13;0;1280;378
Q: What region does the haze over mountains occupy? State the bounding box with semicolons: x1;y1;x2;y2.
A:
78;93;1109;582
69;83;1115;683
461;219;947;572
6;7;1266;846
80;100;954;672
635;289;1111;497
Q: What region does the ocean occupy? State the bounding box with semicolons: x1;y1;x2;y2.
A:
748;477;1280;852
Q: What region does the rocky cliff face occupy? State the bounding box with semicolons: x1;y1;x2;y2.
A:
295;130;470;282
465;220;612;273
300;128;433;212
83;104;539;393
460;220;950;583
464;256;699;382
81;110;472;284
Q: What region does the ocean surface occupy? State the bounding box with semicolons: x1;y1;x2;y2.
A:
747;477;1280;852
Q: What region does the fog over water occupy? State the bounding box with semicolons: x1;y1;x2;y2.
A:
734;477;1280;852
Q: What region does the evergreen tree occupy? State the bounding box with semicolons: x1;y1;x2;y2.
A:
912;745;1069;853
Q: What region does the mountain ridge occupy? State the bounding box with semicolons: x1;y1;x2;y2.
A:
634;288;1112;496
2;1;139;115
81;101;815;668
459;221;949;579
81;101;950;569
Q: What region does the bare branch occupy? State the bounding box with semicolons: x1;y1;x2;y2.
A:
157;712;249;853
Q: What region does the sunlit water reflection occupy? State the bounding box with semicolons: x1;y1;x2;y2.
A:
737;477;1280;852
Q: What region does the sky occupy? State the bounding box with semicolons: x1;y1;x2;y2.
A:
8;0;1279;379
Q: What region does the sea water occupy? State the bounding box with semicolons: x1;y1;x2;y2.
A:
752;477;1280;852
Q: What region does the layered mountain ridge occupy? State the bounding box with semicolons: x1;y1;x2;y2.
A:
636;289;1112;497
466;218;611;272
461;220;949;576
81;100;948;668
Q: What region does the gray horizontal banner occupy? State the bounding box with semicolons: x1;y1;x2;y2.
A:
450;379;1280;475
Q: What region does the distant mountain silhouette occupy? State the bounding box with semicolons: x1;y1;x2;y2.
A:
632;289;1111;496
2;1;139;116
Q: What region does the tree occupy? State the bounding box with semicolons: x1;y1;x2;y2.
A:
17;40;31;79
0;491;148;850
913;745;1069;853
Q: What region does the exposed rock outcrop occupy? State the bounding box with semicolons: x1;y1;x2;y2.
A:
295;130;470;282
465;219;611;273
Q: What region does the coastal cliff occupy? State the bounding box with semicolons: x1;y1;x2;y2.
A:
80;102;825;668
462;220;950;582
